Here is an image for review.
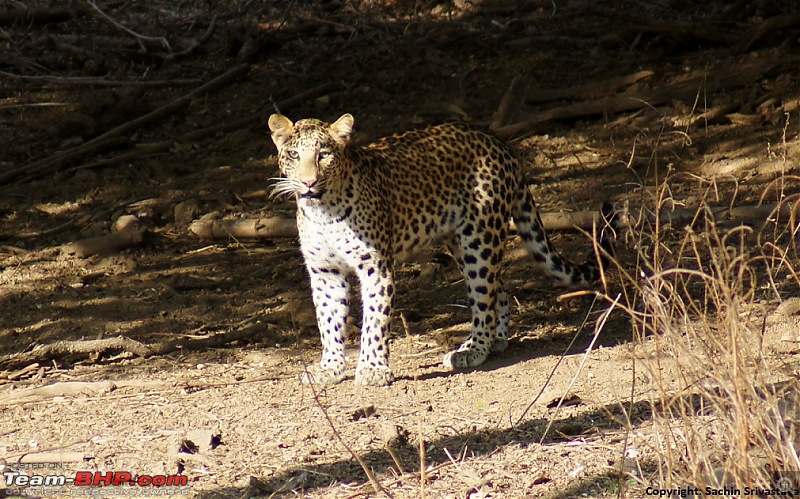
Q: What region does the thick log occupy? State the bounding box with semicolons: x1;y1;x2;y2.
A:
190;217;298;239
61;215;143;258
189;211;602;241
188;202;792;241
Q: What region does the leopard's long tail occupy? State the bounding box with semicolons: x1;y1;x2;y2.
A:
512;187;616;287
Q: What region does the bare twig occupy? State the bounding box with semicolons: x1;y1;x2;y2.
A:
513;293;600;428
0;70;202;87
0;102;68;110
164;17;218;63
86;0;171;52
490;75;530;130
6;363;40;381
8;452;89;464
345;461;455;499
539;294;620;443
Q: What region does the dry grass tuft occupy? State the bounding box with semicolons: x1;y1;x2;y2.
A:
608;165;800;492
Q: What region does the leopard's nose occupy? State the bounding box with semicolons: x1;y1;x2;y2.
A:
302;179;318;188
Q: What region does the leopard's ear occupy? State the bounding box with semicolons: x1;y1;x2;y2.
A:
330;113;354;144
268;114;294;150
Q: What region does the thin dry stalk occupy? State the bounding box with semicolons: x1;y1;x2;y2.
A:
512;292;600;427
539;293;621;444
399;313;428;498
302;363;391;498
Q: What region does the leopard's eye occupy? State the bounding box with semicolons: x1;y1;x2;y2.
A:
318;149;332;160
286;150;299;160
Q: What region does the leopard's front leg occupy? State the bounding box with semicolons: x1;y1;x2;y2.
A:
354;257;395;386
304;266;350;385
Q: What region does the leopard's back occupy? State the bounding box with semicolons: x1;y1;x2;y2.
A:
355;122;522;256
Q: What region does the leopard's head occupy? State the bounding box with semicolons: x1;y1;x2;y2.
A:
268;113;354;199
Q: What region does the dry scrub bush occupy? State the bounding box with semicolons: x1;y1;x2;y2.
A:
611;170;800;491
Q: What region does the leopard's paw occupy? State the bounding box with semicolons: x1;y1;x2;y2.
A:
301;367;346;385
442;347;489;369
354;365;394;386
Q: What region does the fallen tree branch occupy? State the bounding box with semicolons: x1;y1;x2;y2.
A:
590;6;739;45
59;82;343;175
1;213;91;240
0;381;118;405
615;18;738;45
0;322;279;372
0;63;250;185
164;16;218;63
495;57;788;139
0;5;89;26
0;69;202;87
526;70;654;103
735;13;800;54
189;210;603;241
644;202;794;228
271;81;346;114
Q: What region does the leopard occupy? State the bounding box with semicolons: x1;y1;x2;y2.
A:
268;113;616;386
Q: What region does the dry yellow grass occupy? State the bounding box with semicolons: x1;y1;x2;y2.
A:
602;165;800;495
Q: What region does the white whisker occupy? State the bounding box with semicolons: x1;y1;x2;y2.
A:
268;177;300;199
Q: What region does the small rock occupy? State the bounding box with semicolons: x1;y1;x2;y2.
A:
174;200;202;228
377;422;409;447
547;393;583;409
776;297;800;316
350;405;376;421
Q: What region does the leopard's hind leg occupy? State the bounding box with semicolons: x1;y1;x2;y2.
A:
492;280;510;353
442;211;507;369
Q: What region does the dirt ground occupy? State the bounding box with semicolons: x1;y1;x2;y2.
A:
1;0;800;497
